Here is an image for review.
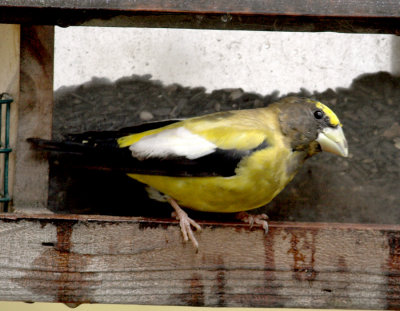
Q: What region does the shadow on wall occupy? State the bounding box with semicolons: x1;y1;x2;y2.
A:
49;72;400;224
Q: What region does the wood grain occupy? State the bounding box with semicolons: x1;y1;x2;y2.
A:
0;213;399;309
0;2;400;33
13;26;54;212
0;24;19;212
1;0;400;17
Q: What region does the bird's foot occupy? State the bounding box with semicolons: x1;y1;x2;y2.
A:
236;212;269;234
167;197;202;250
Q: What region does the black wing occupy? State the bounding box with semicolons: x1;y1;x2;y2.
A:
28;121;269;177
65;119;181;143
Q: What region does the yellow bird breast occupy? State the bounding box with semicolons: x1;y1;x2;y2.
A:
128;146;298;213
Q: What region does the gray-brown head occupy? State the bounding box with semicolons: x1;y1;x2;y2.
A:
275;97;348;157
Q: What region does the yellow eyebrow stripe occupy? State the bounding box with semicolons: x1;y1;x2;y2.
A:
315;102;341;127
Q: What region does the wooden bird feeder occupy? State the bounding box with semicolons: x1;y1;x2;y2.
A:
0;1;400;309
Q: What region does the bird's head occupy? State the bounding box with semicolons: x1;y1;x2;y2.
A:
277;97;348;157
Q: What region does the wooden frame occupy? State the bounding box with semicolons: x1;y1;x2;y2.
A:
1;213;400;309
13;25;54;213
0;0;399;308
1;0;400;33
0;24;19;213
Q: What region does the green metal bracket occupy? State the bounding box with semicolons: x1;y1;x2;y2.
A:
0;96;12;212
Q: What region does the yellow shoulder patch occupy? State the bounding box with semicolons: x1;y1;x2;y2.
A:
315;101;341;127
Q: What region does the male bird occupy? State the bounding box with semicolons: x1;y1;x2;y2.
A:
29;97;348;249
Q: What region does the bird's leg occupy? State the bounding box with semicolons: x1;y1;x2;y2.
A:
167;197;202;250
236;212;269;234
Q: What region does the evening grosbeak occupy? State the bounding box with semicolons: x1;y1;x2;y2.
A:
29;96;348;249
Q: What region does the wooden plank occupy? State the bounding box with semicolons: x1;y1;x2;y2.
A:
13;26;54;213
0;213;399;309
0;2;400;33
0;24;20;212
1;0;400;18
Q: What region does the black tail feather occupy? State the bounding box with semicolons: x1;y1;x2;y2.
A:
27;138;96;154
65;119;180;143
27;126;236;177
27;136;207;176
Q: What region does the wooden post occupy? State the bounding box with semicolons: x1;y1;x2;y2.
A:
0;24;20;212
13;26;54;212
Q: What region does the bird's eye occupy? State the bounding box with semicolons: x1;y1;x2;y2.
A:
314;110;324;119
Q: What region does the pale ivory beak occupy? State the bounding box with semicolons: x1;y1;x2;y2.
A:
316;126;348;157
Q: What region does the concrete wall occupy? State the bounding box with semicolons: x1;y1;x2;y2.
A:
55;27;399;95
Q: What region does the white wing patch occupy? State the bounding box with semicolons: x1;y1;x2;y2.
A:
129;127;217;160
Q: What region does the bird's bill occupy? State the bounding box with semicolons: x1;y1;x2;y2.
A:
316;126;348;157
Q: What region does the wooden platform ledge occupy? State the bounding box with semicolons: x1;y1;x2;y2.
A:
0;213;399;309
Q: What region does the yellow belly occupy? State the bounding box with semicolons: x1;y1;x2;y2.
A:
128;148;301;213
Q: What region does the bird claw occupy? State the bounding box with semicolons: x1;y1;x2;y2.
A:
236;212;269;234
168;198;201;250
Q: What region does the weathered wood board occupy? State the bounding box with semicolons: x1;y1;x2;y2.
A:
0;24;19;212
13;26;54;212
0;213;399;309
1;0;400;17
0;0;400;33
